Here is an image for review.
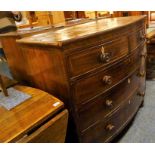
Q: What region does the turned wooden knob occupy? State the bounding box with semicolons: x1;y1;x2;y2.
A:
140;31;146;41
137;92;145;97
100;46;111;63
141;53;147;59
105;99;113;107
138;71;145;77
106;124;115;131
128;78;131;84
140;34;146;40
103;76;112;85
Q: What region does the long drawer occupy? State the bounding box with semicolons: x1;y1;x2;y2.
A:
78;68;140;131
67;22;145;79
67;36;129;78
72;47;141;105
81;89;142;143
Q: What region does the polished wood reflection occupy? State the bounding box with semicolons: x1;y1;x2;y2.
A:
2;16;146;142
17;16;146;46
0;85;66;143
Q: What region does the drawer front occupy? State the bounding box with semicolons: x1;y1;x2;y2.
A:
67;37;129;78
78;69;140;131
73;48;141;105
129;28;145;52
81;89;142;143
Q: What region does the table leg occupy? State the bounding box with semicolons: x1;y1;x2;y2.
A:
0;75;8;96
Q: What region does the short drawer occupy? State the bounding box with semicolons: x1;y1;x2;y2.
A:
129;28;145;52
72;48;141;105
78;69;140;131
81;89;142;143
67;36;129;78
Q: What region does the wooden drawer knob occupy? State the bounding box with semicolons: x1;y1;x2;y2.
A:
105;99;113;107
137;91;145;97
138;71;145;77
106;124;115;131
140;31;146;41
128;78;131;84
124;58;131;66
140;34;146;40
100;46;111;63
141;53;147;59
103;76;112;85
128;100;131;104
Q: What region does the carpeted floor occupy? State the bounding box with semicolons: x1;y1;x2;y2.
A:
117;81;155;143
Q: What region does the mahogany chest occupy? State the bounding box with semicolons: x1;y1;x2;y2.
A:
13;16;146;142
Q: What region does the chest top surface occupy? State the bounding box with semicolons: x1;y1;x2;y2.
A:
0;26;52;38
16;16;146;47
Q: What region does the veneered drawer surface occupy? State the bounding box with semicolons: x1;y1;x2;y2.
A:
81;89;142;143
73;48;141;105
78;69;140;131
129;28;145;52
68;37;129;78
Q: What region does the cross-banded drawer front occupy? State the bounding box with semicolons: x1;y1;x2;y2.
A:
72;48;141;105
78;68;140;131
81;89;142;143
68;36;129;78
129;28;146;52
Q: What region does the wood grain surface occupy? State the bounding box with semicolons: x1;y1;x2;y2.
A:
1;16;146;142
0;85;65;142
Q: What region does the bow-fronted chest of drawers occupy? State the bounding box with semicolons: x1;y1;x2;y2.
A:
16;16;146;142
